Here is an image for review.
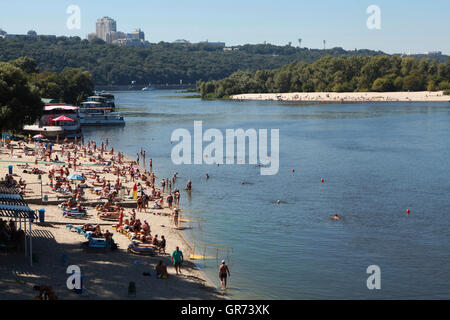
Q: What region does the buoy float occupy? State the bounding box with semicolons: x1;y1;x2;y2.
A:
406;209;410;215
292;169;295;173
321;178;324;183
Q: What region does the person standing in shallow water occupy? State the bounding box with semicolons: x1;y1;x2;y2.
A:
219;260;231;289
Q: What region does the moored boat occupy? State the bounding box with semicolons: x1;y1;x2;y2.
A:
78;99;125;126
23;104;82;138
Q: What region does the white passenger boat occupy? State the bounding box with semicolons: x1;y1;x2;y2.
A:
78;101;125;126
23;104;82;138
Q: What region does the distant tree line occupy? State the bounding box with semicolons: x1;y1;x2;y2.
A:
198;55;450;98
0;57;94;131
0;36;400;86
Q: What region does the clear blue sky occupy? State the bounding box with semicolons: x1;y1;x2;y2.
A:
1;0;449;54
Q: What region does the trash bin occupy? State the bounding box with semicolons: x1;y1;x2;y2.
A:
38;209;45;223
8;165;12;175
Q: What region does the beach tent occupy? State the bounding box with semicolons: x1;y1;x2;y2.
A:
52;115;74;122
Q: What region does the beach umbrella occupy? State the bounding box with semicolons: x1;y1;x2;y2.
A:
67;173;85;181
52;115;74;122
33;134;44;139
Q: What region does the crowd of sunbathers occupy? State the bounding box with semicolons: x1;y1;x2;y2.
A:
3;137;183;258
120;217;166;253
81;223;117;249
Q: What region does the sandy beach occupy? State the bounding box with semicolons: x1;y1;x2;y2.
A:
231;91;450;102
0;138;223;300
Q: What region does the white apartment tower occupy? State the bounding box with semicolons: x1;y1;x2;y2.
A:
96;16;117;43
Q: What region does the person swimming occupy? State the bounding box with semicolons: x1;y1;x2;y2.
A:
332;214;340;220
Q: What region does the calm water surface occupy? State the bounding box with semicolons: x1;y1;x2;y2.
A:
82;90;450;299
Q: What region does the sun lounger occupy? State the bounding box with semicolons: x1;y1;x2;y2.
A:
63;210;87;218
81;237;108;251
127;241;156;256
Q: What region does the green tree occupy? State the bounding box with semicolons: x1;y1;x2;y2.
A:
402;72;425;91
10;56;39;74
372;78;392;92
0;62;43;131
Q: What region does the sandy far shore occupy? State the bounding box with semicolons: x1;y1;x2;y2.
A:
0;140;224;300
231;91;450;102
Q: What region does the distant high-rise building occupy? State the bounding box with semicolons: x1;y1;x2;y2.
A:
127;28;145;41
96;16;117;43
86;33;97;41
107;31;126;43
87;17;148;47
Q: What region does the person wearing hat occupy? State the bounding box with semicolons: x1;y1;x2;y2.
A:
219;260;231;289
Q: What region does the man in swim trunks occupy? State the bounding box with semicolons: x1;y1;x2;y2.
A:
219;260;231;289
171;246;184;275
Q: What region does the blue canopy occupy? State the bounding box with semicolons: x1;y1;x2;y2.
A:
67;174;85;181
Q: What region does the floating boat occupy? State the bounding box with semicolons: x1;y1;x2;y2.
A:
79;96;125;126
142;84;154;91
91;93;116;109
23;104;82;138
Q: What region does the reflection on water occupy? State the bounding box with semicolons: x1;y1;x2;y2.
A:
82;90;450;299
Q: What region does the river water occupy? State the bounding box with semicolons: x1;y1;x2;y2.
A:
82;90;450;299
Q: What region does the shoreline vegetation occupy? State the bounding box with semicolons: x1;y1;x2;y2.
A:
198;55;450;99
0;138;223;300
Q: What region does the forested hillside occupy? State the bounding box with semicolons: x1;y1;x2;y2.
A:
0;36;389;85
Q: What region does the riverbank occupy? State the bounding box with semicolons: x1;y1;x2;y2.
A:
231;91;450;102
0;138;223;300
